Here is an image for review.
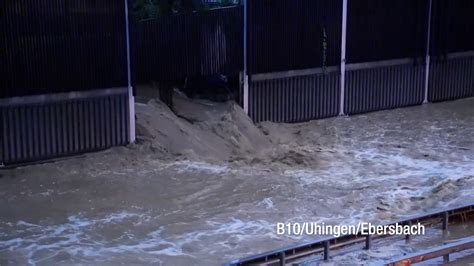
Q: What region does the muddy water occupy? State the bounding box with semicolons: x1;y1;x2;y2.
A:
1;99;474;265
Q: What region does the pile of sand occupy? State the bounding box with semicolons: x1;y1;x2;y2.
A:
135;92;268;162
134;92;319;167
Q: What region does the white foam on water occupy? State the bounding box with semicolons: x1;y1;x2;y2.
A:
16;221;41;228
179;218;274;246
206;218;274;236
285;144;474;183
280;144;474;227
169;160;231;174
133;217;283;260
0;211;191;264
99;211;150;224
257;198;274;209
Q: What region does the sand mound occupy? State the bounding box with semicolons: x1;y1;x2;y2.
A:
134;92;319;167
135;92;271;163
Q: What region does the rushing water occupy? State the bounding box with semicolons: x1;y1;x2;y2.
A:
1;99;473;265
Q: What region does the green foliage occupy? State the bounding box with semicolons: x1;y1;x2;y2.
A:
131;0;159;20
131;0;240;20
218;0;239;7
131;0;203;20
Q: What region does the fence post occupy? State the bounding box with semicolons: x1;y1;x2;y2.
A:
423;0;433;104
124;0;135;143
243;0;249;115
339;0;348;116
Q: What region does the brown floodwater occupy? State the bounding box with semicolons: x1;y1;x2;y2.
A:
1;98;473;265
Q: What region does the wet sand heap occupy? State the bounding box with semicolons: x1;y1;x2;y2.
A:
134;92;319;168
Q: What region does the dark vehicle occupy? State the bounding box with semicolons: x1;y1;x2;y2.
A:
183;74;236;102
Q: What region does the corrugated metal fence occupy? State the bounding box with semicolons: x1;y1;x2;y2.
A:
247;0;341;122
343;0;428;115
246;0;474;122
344;60;426;114
1;0;130;167
0;90;130;166
0;0;128;98
428;0;474;101
346;0;428;64
248;0;341;74
249;69;340;123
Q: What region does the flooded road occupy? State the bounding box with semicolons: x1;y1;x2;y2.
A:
1;98;473;265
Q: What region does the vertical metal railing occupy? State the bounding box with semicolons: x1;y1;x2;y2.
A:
243;0;249;114
339;0;348;115
423;0;433;103
124;0;136;143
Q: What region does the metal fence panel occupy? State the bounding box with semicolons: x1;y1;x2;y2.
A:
0;90;129;167
427;0;474;102
346;0;428;64
430;0;474;56
249;71;340;123
0;0;128;98
429;55;474;102
345;62;425;115
248;0;342;75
